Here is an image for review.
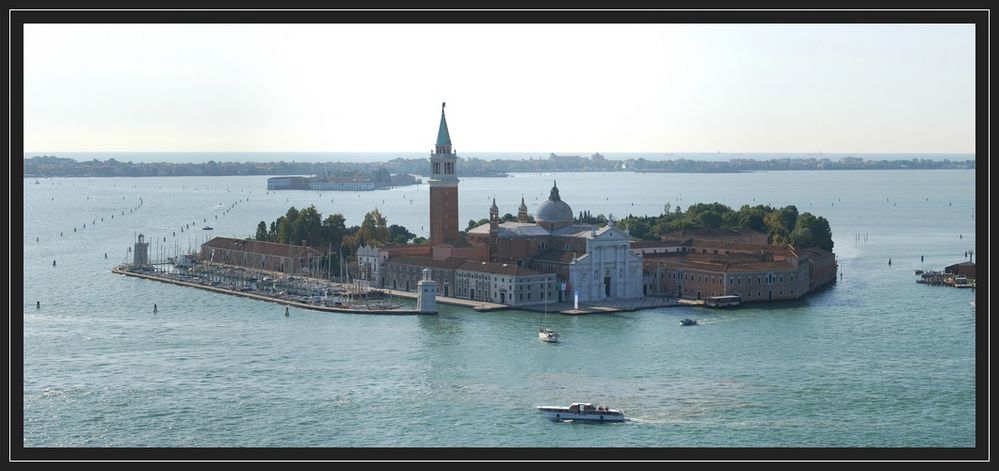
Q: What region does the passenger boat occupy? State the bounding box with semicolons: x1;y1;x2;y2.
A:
953;276;973;288
680;318;698;326
704;294;741;308
536;402;625;422
202;226;214;230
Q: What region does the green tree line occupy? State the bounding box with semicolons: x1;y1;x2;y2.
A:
612;202;834;251
253;205;424;268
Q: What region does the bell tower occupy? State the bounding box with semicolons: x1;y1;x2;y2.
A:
429;102;459;245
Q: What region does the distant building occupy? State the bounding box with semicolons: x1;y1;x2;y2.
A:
945;262;975;278
383;256;464;295
454;260;556;307
200;237;324;275
309;178;375;191
466;182;644;303
353;102;835;307
374;253;556;307
269;174;416;191
391;173;420;186
267;176;309;190
356;244;431;288
640;239;837;302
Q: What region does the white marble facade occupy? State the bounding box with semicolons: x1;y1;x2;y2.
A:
567;226;644;302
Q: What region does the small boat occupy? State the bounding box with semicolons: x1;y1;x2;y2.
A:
953;276;973;288
680;318;698;326
538;285;558;342
704;294;741;308
202;226;213;230
536;403;625;422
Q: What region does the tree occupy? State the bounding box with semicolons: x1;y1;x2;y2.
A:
356;208;389;247
698;210;723;229
737;205;768;233
790;212;834;251
277;207;300;244
388;224;415;244
255;221;268;241
779;205;799;233
626;219;650;239
322;213;347;248
466;218;489;231
268;219;280;242
764;210;789;245
297;205;323;246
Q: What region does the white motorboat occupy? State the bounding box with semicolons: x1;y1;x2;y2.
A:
536;402;625;422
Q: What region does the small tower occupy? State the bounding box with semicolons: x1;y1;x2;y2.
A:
518;196;529;222
133;234;149;268
489;198;500;231
416;268;438;314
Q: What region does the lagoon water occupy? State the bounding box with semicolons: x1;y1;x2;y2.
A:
22;170;976;447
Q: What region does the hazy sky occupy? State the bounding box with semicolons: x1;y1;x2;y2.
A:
23;23;975;153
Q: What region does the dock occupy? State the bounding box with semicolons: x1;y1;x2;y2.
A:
112;267;429;315
377;288;508;312
521;296;677;315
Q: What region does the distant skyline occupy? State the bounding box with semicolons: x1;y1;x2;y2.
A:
23;23;975;154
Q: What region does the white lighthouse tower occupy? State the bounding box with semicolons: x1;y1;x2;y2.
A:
416;268;438;314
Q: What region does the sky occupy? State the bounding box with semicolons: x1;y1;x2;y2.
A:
22;23;976;154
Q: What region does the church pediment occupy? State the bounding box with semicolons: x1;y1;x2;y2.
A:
591;226;632;241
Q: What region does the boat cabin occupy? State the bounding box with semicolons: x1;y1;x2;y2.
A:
705;294;742;307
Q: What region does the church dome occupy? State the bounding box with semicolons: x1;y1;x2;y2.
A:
535;181;573;223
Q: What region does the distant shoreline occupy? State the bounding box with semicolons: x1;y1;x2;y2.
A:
22;154;974;178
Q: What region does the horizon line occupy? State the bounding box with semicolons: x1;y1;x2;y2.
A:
24;151;977;156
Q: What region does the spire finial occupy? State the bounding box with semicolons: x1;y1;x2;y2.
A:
548;181;561;201
442;102;446;114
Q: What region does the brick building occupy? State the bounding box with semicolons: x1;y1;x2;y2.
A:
200;237;324;275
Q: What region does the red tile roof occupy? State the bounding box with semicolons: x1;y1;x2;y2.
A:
386;255;468;269
457;260;545;276
202;237;324;257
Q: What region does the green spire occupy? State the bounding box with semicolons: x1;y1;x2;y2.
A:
436;102;452;147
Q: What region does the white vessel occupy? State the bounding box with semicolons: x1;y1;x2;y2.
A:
538;281;558;342
536;403;625;422
539;327;559;343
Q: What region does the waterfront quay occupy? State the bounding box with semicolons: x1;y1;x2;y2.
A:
111;261;668;315
111;262;514;314
111;263;429;315
519;295;678;315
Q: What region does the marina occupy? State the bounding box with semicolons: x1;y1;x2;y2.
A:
111;266;426;315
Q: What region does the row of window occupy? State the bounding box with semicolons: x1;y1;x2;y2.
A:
670;272;795;285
